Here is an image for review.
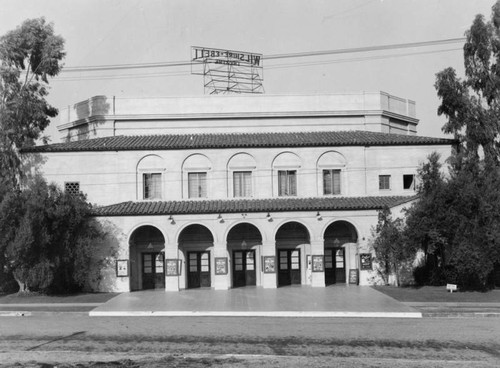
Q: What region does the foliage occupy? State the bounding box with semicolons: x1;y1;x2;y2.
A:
420;1;500;290
371;206;416;286
0;177;106;294
405;156;500;290
404;153;451;285
0;18;65;198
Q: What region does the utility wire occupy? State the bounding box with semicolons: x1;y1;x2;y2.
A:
52;46;461;82
59;38;466;74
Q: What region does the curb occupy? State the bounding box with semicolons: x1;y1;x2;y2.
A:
0;310;89;317
422;312;500;318
88;310;423;318
3;309;500;318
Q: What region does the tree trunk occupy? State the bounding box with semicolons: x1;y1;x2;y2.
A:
14;275;29;293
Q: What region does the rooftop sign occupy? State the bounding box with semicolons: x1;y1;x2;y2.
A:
191;46;264;94
191;47;262;68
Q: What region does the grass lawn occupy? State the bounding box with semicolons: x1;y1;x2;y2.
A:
0;292;119;304
372;285;500;303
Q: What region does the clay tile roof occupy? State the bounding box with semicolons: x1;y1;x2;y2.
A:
21;131;454;153
92;196;418;217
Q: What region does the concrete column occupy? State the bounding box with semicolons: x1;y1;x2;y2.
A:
164;243;179;292
213;242;229;290
310;240;326;287
261;241;277;289
345;242;359;286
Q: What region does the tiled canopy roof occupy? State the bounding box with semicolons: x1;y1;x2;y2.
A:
92;196;417;217
22;131;454;153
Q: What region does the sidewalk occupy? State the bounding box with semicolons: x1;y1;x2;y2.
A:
1;286;499;318
89;285;421;318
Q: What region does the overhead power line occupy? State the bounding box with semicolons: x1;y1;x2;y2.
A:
53;47;460;82
265;38;465;60
60;38;466;74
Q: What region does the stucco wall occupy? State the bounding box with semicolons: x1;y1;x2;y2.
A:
90;207;402;292
57;92;419;141
37;144;452;206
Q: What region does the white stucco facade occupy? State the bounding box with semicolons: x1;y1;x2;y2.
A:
23;92;454;293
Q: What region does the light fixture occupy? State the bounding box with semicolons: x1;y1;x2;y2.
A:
169;215;175;225
266;212;273;222
316;211;323;221
217;214;224;223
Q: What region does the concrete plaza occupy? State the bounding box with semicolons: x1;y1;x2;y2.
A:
89;285;422;318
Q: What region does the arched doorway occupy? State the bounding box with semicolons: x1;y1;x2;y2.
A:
324;221;358;285
178;224;214;289
275;222;310;286
129;225;165;291
227;223;263;288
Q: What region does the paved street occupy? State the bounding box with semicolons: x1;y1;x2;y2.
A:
1;315;499;367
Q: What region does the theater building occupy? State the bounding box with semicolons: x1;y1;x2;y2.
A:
22;92;454;292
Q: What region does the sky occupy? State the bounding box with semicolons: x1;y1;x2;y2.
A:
0;0;495;142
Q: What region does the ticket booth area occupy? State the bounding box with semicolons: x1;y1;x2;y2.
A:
324;221;358;285
275;222;310;287
129;225;166;291
227;223;262;288
178;224;214;289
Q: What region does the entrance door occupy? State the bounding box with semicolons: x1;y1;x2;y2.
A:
142;252;165;290
278;249;301;286
233;250;256;288
187;251;211;288
325;248;346;285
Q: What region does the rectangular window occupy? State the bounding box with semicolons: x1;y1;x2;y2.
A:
188;172;207;198
143;173;162;199
65;182;80;196
403;174;415;190
233;171;252;197
278;170;297;196
379;175;391;190
323;169;341;195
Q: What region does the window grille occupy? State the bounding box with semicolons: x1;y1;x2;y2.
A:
65;182;80;196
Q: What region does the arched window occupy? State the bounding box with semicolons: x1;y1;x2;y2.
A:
317;151;346;196
227;153;257;198
182;154;212;199
272;152;302;197
137;155;165;200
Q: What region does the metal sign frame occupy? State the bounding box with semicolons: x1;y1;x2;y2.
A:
191;46;264;95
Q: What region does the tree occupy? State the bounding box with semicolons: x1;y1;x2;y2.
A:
0;177;108;293
404;153;451;285
434;1;500;169
0;18;65;197
371;206;416;286
425;1;500;290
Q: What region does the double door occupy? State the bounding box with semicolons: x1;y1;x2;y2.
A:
278;249;301;286
233;250;256;288
325;248;346;285
142;252;165;290
187;251;211;288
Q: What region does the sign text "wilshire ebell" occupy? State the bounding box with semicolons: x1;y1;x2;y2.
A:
192;47;262;67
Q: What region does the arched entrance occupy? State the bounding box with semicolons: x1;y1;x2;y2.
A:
178;224;214;289
129;225;165;291
275;222;310;286
324;221;358;285
227;223;262;288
